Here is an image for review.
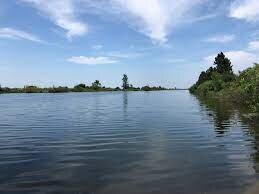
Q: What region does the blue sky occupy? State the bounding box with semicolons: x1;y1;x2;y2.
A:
0;0;259;88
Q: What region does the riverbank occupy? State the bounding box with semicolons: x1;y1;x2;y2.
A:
189;52;259;117
0;85;176;94
0;73;179;93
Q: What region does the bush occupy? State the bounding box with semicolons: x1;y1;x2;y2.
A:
23;86;42;93
73;84;87;92
142;86;151;91
49;86;70;93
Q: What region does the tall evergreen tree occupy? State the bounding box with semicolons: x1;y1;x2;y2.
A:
122;74;129;90
214;52;233;74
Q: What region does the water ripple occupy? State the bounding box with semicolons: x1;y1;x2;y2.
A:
0;91;258;194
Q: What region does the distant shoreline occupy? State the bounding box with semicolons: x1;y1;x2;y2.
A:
0;74;188;94
0;87;188;94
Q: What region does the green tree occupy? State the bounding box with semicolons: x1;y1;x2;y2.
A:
92;80;101;90
197;67;217;85
255;77;259;112
214;52;233;74
73;83;87;92
122;74;129;90
142;86;151;91
77;83;86;88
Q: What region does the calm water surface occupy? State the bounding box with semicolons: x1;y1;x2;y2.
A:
0;91;259;194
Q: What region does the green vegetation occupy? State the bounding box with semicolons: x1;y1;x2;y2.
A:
190;52;259;115
0;74;173;94
141;86;167;91
91;80;102;90
48;86;70;93
122;74;129;90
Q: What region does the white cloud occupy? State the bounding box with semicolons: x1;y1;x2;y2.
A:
248;40;259;50
22;0;88;39
92;44;103;50
0;27;42;42
229;0;259;22
205;50;259;72
109;0;203;43
187;13;219;23
205;34;235;43
67;56;118;65
20;0;215;43
224;51;259;71
79;0;205;43
106;51;141;59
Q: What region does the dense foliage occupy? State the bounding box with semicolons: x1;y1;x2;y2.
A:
141;86;167;91
190;52;259;113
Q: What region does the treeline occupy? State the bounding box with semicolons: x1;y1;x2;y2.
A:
0;74;170;94
190;52;259;114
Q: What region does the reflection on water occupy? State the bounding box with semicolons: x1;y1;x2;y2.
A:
196;95;251;134
0;91;258;194
123;91;128;116
196;95;259;176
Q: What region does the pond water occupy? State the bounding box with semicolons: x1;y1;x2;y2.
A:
0;91;258;194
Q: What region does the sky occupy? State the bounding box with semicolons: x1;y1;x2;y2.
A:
0;0;259;88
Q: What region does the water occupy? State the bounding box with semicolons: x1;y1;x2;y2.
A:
0;91;258;194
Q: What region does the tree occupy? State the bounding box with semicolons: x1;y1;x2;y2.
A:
122;74;129;90
196;67;217;86
77;83;86;88
141;86;151;91
92;80;101;90
197;71;207;85
214;52;233;74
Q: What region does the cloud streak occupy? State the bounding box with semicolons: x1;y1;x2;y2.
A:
77;0;206;43
92;44;103;50
22;0;88;39
108;0;203;43
205;34;235;43
248;40;259;50
67;56;118;65
0;27;42;42
20;0;218;43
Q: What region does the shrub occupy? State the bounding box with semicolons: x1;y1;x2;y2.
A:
23;86;42;93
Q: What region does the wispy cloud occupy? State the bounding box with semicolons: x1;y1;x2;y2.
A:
229;0;259;22
109;0;203;44
205;34;235;43
67;56;118;65
0;27;42;42
20;0;219;43
186;13;219;23
248;40;259;50
92;44;103;50
79;0;208;44
22;0;88;39
106;51;142;59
